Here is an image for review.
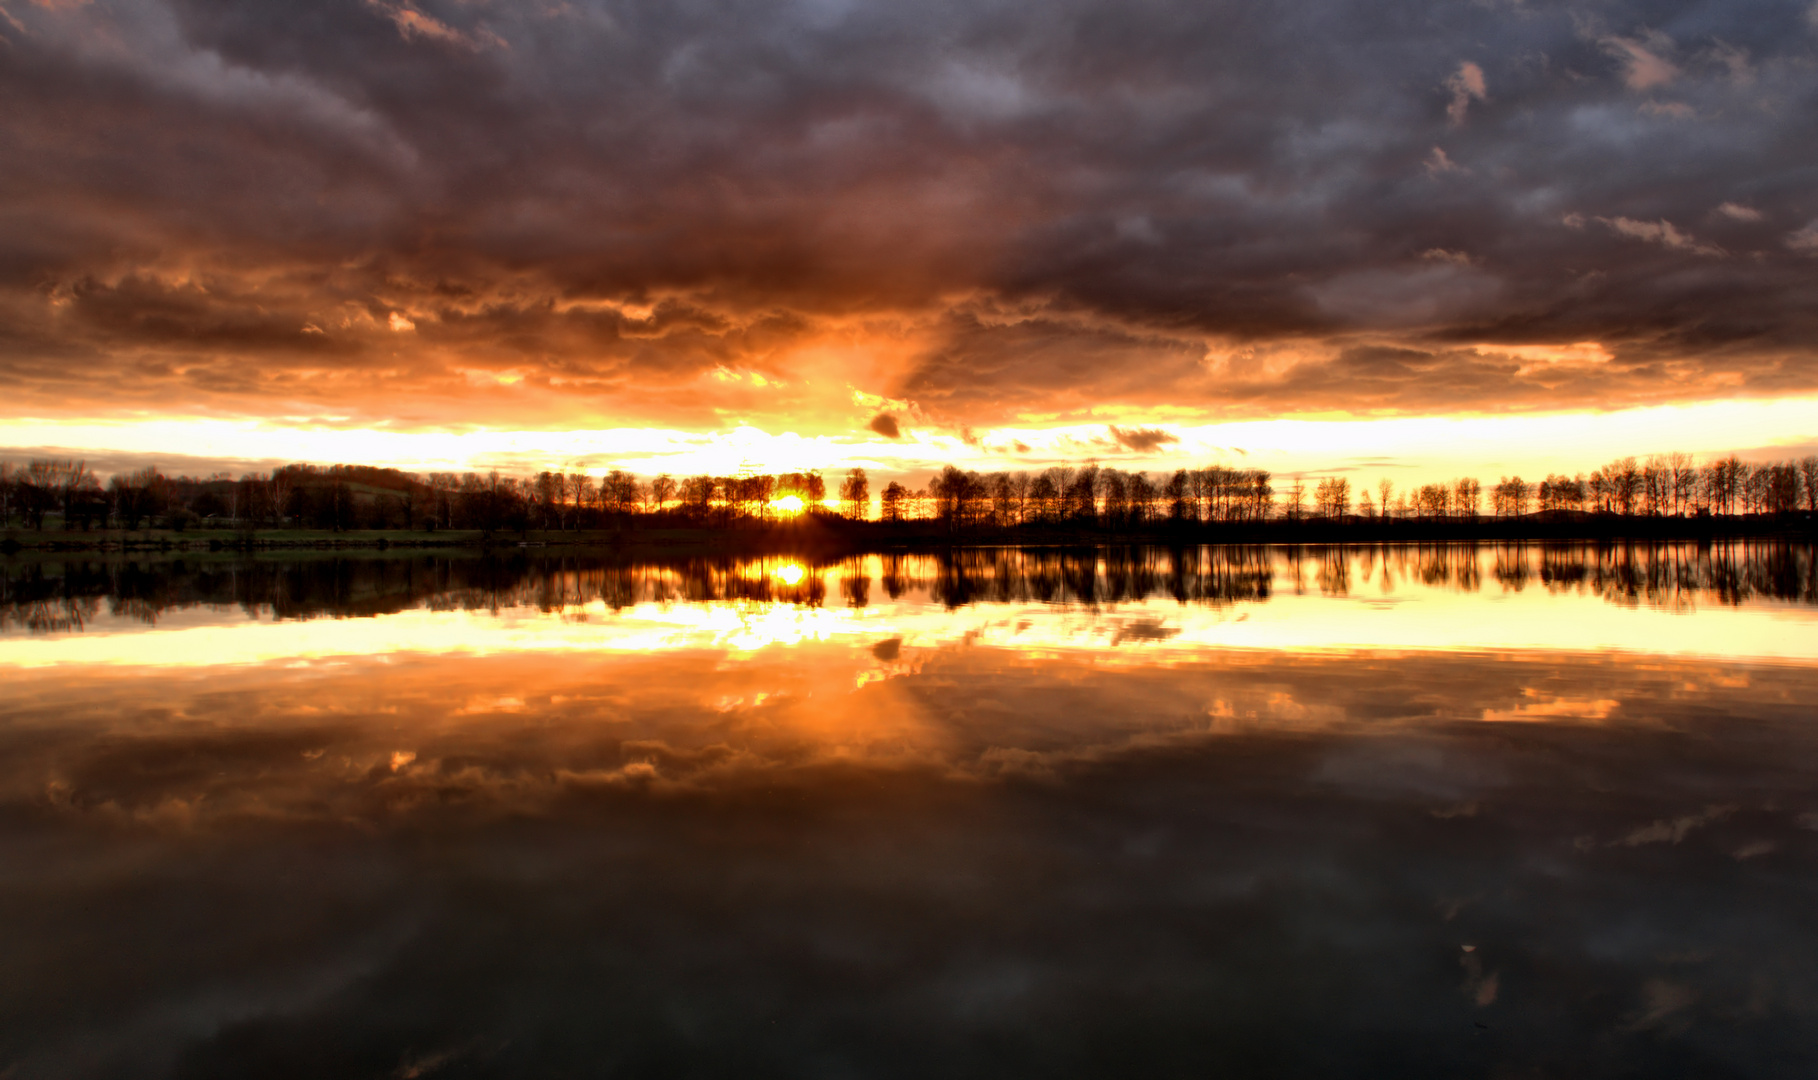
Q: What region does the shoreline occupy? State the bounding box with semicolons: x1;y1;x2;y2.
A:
2;513;1812;559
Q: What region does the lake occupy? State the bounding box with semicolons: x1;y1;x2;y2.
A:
2;542;1816;1077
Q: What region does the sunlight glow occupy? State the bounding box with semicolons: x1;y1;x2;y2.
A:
0;393;1814;490
773;562;807;586
771;495;806;516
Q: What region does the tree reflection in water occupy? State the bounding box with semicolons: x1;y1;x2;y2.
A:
0;542;1812;632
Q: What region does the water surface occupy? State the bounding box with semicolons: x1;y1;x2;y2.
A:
2;543;1815;1077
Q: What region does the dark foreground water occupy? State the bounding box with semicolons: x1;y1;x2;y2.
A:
2;543;1816;1078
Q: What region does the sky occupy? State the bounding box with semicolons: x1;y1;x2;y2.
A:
2;0;1816;483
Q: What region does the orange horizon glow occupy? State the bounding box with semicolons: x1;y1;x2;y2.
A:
8;0;1818;506
0;394;1813;492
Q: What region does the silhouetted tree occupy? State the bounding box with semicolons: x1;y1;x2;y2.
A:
601;470;639;519
1706;456;1743;516
1029;473;1059;523
840;468;869;520
1492;476;1531;518
649;474;677;514
1282;477;1306;521
680;475;715;521
1413;482;1449;520
880;481;907;522
1128;471;1158;525
568;473;595;525
1452;477;1481;519
1165;469;1191;521
1538;473;1585;513
988;472;1016;527
1007;471;1032;525
1313;477;1349;518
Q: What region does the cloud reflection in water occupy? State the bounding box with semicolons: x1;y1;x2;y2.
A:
1;631;1817;1076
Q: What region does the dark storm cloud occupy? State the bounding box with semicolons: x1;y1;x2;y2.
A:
2;0;1817;426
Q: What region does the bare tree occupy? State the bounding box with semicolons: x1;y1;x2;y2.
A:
107;466;165;530
1452;477;1481;520
597;471;638;519
1192;467;1214;522
649;475;677;514
21;460;94;530
1413;483;1449;520
880;481;907;522
989;472;1015;527
1587;468;1613;514
1313;477;1349;518
1247;470;1274;520
1764;462;1801;515
679;476;715;520
1099;469;1130;526
840;468;869;520
1492;476;1531;518
1667;452;1697;515
569;473;595;524
1703;455;1743;516
1165;470;1190;521
1641;455;1670;516
1282;477;1306;521
1607;457;1641;515
1064;464;1099;522
1128;471;1158;526
1029;473;1059;522
1545;474;1566;512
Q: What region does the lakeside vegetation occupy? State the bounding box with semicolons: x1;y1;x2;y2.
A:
1;452;1814;551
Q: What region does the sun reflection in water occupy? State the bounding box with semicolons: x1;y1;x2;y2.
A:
1;547;1814;670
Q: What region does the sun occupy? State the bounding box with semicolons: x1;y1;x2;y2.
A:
772;563;806;586
770;495;805;515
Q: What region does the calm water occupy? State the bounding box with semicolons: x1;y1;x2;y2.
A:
2;543;1816;1077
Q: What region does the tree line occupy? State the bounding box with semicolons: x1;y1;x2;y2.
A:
1;451;1814;533
884;455;1816;528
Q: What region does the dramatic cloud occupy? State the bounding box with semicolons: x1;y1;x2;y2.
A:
868;413;902;439
1108;425;1179;453
2;0;1817;441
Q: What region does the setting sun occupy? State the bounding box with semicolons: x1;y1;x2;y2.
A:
5;0;1816;1069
